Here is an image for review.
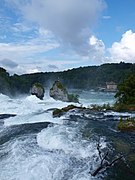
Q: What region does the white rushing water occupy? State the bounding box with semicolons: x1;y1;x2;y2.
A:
0;91;114;180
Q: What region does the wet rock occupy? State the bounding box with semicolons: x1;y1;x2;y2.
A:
50;80;68;102
53;105;85;117
50;80;79;103
0;114;16;126
0;114;16;119
31;83;45;100
0;122;51;145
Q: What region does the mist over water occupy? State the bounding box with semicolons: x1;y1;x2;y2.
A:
72;90;115;106
0;91;134;180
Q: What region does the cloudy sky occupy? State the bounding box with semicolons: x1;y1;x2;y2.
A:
0;0;135;74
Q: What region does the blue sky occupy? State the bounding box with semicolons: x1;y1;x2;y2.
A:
0;0;135;74
98;0;135;46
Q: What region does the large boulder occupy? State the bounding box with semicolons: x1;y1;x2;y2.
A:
50;80;79;103
30;83;45;100
50;80;69;102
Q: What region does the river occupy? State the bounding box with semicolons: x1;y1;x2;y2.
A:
0;91;135;180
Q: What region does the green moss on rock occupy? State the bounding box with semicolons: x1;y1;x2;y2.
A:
53;105;78;117
68;94;79;103
34;83;44;89
114;103;135;112
56;81;66;90
50;80;79;103
90;103;113;111
53;108;63;117
118;118;135;132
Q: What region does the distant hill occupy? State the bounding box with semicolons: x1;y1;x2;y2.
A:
0;62;135;96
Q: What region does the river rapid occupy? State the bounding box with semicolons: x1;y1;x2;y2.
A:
0;91;135;180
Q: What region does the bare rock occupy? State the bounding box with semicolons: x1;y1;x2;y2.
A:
31;83;45;100
50;80;79;103
50;80;69;102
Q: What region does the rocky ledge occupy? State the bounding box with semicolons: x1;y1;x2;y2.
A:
53;105;86;117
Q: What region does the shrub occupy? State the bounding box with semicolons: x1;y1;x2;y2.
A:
68;93;79;103
118;117;135;132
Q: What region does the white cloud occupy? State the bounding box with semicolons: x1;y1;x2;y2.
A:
109;30;135;63
89;36;105;53
0;34;106;74
0;58;18;68
0;0;108;73
47;64;59;70
102;15;111;19
0;58;82;75
89;35;105;63
0;58;57;75
10;0;106;56
11;22;32;32
0;38;59;62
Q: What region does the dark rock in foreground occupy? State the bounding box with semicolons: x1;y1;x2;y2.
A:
0;114;16;120
53;105;86;117
0;121;51;145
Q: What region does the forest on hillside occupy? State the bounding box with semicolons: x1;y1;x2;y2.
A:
0;62;135;96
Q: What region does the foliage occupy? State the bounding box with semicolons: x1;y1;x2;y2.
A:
0;62;134;96
91;103;113;111
114;103;135;112
33;82;44;91
0;68;11;95
114;74;135;111
50;80;79;102
53;105;77;117
118;117;135;132
68;93;79;103
53;108;63;117
62;105;77;112
56;81;65;90
115;74;135;105
13;62;135;91
50;80;67;93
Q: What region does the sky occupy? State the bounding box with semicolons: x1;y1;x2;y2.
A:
0;0;135;74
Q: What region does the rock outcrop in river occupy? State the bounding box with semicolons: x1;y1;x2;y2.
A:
30;83;45;100
50;80;79;103
50;80;69;102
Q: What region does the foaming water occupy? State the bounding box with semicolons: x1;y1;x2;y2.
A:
2;92;75;126
4;111;63;126
0;125;105;180
37;124;106;180
0;93;72;115
0;91;114;180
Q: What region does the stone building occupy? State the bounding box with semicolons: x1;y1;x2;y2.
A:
106;82;117;91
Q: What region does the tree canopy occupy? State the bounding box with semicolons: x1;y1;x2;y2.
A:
115;74;135;105
0;62;134;97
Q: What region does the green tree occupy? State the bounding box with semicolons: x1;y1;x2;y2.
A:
115;74;135;105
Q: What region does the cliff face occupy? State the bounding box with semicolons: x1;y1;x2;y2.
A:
31;83;45;100
50;80;69;102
